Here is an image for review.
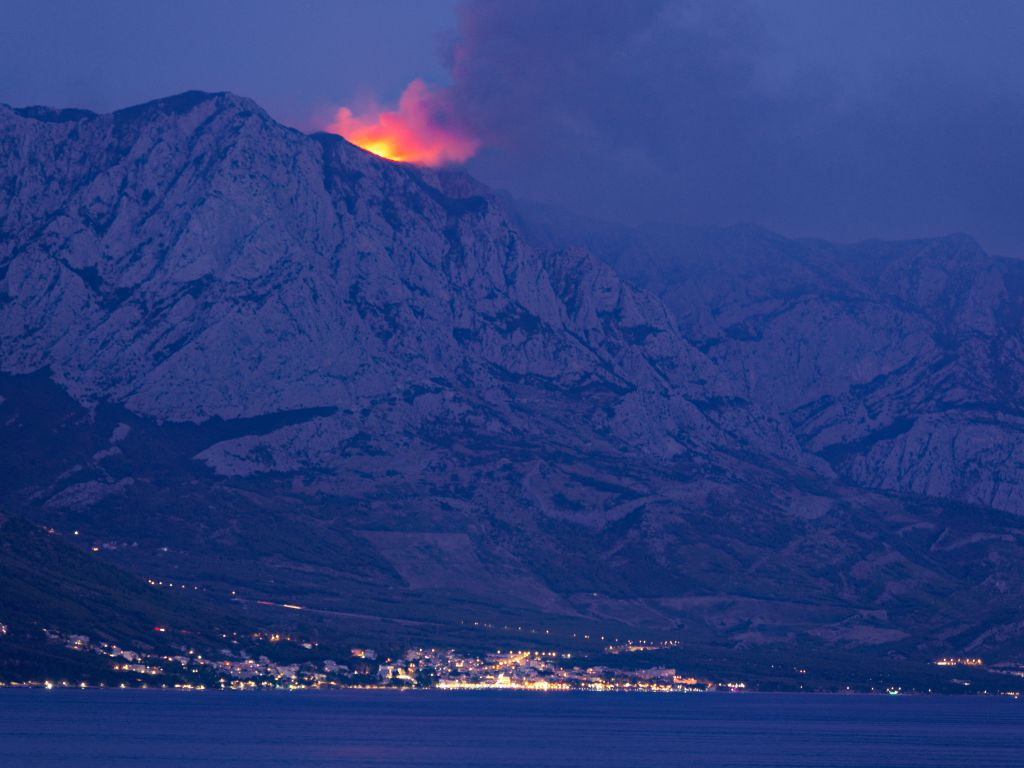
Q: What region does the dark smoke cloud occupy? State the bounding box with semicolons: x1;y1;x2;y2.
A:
5;0;1023;253
449;0;1024;256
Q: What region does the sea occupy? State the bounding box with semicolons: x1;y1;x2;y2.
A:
0;689;1021;767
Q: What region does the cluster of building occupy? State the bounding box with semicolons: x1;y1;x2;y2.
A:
377;647;731;692
34;629;380;690
18;629;746;692
604;639;681;655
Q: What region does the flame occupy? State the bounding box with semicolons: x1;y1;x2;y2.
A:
326;80;479;167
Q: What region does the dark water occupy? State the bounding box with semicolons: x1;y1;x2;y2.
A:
1;689;1021;767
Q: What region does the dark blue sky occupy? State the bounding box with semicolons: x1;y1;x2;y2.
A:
4;0;1024;256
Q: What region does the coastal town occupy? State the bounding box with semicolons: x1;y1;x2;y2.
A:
1;623;1020;697
0;627;740;693
379;647;738;692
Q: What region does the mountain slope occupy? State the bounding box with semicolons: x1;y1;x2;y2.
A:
2;92;1024;662
511;204;1024;516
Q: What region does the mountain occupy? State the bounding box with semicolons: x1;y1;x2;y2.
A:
510;206;1024;516
3;92;1024;670
0;509;243;682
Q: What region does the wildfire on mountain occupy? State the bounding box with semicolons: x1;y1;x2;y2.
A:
326;79;479;167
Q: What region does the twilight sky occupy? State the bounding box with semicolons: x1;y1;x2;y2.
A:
4;0;1024;256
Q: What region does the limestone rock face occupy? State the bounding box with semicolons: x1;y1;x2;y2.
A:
4;92;1024;658
0;92;797;465
516;210;1024;516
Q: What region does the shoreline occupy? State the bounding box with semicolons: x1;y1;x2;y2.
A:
0;683;1018;698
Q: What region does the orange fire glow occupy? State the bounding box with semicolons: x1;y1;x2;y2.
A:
326;80;479;167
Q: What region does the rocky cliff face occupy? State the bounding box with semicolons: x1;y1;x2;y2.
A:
514;208;1024;516
3;93;1024;659
0;92;800;462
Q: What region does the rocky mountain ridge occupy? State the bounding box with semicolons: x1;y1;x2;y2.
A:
511;204;1024;516
3;92;1024;660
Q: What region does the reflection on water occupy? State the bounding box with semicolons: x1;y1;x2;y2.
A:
0;689;1021;767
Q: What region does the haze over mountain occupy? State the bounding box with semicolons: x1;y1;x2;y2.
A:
3;92;1024;663
511;203;1024;515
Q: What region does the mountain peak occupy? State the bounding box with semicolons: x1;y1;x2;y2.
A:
111;90;266;121
9;104;98;123
3;90;267;127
